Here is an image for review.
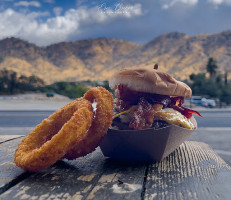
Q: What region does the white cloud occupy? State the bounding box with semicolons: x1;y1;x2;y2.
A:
162;0;198;9
14;1;41;8
1;0;231;47
0;9;36;37
162;0;231;9
208;0;231;5
0;3;142;46
27;11;50;19
76;0;87;7
53;7;63;16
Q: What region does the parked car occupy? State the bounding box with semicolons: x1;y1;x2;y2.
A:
189;96;216;108
46;92;54;97
202;98;216;108
190;96;203;106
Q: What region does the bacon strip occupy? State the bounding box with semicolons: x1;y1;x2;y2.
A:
170;97;202;119
116;84;202;119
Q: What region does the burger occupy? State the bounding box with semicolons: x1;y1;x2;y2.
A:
109;65;201;130
99;65;201;161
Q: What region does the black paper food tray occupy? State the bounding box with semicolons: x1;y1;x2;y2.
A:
100;117;197;162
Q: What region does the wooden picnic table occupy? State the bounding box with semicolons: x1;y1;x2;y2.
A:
0;135;231;200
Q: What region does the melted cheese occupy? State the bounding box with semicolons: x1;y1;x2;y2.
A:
113;106;138;119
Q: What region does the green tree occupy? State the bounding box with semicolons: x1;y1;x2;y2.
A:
0;69;16;94
42;81;89;99
64;85;88;99
190;73;221;98
9;71;17;94
28;75;44;89
206;57;218;79
0;69;45;94
220;84;231;105
189;58;231;105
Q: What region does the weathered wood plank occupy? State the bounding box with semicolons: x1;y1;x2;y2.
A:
84;159;146;200
0;148;105;199
0;137;26;192
1;139;231;200
144;141;231;200
0;135;23;143
0;148;146;200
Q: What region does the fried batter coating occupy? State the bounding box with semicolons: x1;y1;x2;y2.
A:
14;98;93;172
64;87;113;159
14;87;114;171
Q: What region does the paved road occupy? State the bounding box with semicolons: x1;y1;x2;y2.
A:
0;111;53;127
194;110;231;127
1;110;230;127
0;109;230;165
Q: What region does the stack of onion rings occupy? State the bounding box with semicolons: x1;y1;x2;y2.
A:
14;87;113;172
64;87;114;159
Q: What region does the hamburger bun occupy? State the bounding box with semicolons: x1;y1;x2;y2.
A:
109;68;192;98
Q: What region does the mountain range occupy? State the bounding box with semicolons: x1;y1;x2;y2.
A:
0;30;231;84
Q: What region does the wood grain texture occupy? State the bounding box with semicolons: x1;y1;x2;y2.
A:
84;159;146;200
0;135;23;143
0;148;147;200
0;149;105;200
0;137;25;191
144;141;231;200
0;138;231;200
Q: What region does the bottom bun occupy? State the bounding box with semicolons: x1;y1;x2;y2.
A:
100;117;197;162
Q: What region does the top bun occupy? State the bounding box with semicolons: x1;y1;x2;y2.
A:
109;68;192;98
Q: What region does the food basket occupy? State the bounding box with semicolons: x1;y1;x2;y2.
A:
100;117;197;162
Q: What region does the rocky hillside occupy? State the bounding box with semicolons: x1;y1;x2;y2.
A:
0;31;231;83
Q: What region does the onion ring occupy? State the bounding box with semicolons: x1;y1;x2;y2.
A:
14;98;93;172
64;87;113;159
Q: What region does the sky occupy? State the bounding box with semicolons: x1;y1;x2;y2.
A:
0;0;231;46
